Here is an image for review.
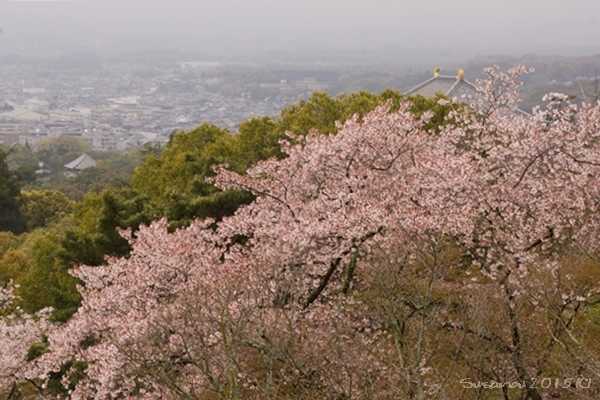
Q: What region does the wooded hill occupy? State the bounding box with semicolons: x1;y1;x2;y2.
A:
2;67;600;399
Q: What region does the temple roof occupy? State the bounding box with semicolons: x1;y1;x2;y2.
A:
405;68;478;98
405;68;530;116
64;153;96;171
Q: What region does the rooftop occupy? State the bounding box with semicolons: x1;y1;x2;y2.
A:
405;67;530;117
64;153;96;171
405;68;477;98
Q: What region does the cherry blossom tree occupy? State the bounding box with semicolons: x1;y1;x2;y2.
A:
0;283;53;399
21;66;600;399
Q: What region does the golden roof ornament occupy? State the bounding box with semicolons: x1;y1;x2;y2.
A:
457;68;464;81
433;67;441;78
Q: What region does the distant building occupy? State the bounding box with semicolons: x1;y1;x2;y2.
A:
178;61;222;70
406;67;530;116
22;88;46;94
26;97;50;111
47;109;89;123
2;133;26;146
0;108;46;122
295;78;328;91
0;122;29;133
82;133;118;151
260;80;292;92
64;153;96;177
35;161;51;176
108;96;140;106
405;68;477;98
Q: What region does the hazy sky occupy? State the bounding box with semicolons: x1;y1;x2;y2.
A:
1;0;600;55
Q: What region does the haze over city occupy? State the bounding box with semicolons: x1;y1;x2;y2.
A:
2;0;600;60
5;1;600;400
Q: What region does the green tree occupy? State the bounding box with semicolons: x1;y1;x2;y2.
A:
338;90;396;122
0;249;29;287
17;232;81;321
235;116;286;168
19;190;73;231
35;136;92;174
53;90;453;273
5;144;40;184
4;144;38;170
277;90;404;137
0;231;19;258
61;189;153;265
60;192;118;266
134;124;229;202
37;90;464;304
279;91;344;135
27;148;143;200
406;93;468;133
1;88;476;330
0;148;26;234
132;123;255;229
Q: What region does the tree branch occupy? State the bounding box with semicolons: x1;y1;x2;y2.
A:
303;257;340;309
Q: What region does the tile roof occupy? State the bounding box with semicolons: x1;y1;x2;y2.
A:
64;153;96;170
405;73;477;99
405;68;530;116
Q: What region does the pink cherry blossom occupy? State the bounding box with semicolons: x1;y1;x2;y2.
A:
14;66;600;399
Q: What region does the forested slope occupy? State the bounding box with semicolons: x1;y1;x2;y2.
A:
2;69;600;399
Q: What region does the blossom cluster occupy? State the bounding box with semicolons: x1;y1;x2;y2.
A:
11;66;600;399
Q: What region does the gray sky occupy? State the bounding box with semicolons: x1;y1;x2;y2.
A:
1;0;600;56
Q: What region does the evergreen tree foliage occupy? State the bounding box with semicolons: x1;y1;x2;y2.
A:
19;190;73;231
0;149;26;234
17;232;81;321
